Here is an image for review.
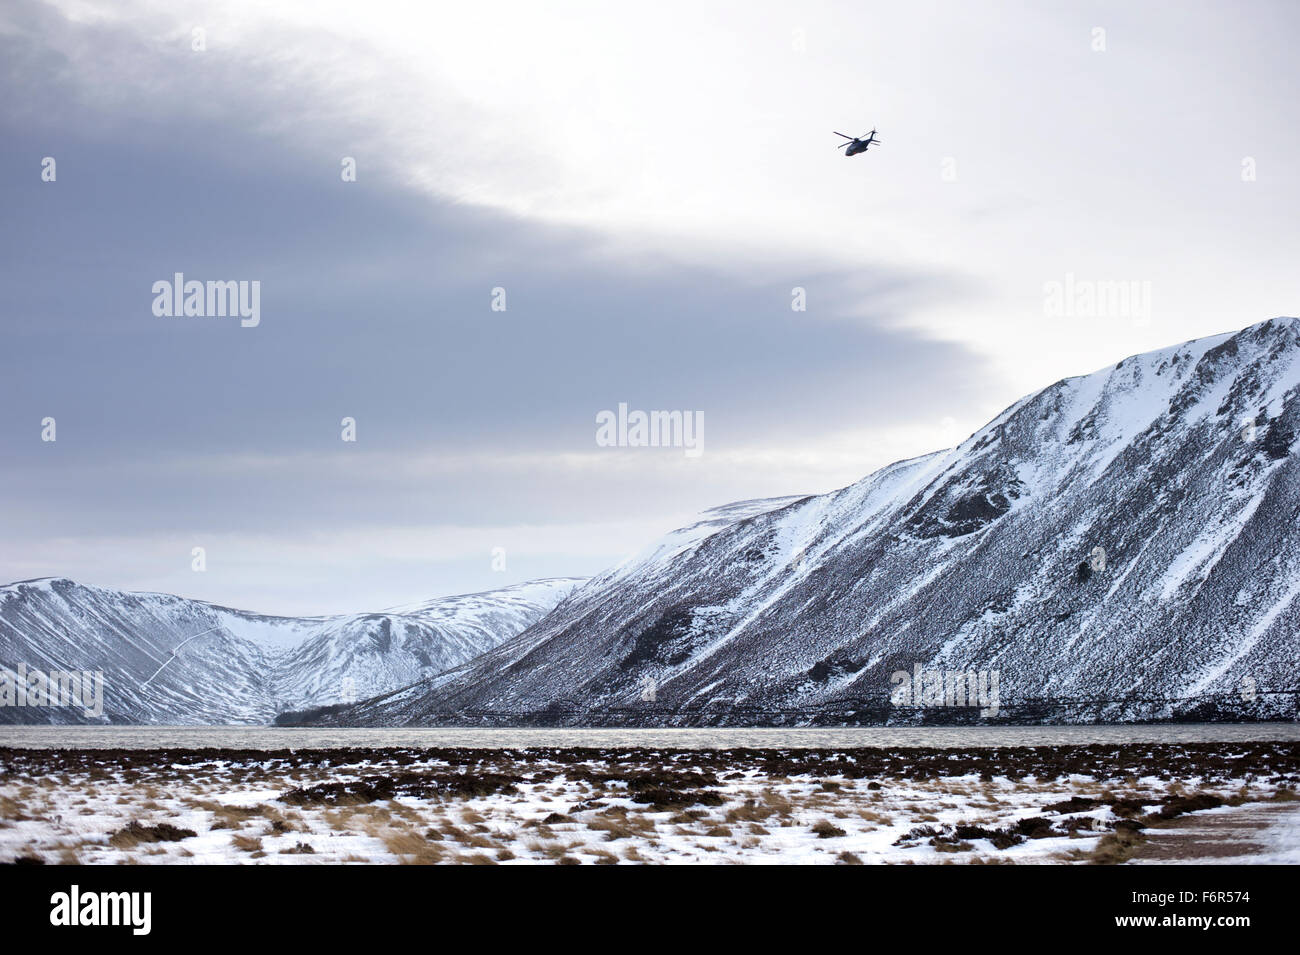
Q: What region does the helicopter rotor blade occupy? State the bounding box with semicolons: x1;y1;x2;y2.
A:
832;131;853;139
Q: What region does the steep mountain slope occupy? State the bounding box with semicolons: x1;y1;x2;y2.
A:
0;577;583;724
332;318;1300;726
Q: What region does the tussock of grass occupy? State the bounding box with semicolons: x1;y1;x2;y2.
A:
383;829;445;863
725;799;776;824
1088;827;1145;865
231;833;263;853
857;809;892;824
586;813;655;841
523;839;568;860
108;821;196;848
188;800;264;831
812;819;847;839
0;796;31;821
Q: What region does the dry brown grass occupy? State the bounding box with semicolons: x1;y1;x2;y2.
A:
523;838;571;860
0;795;31;821
724;799;776;824
231;833;262;853
586;811;655;841
186;799;265;831
812;819;847;839
382;829;446;864
322;808;359;833
1086;827;1146;865
7;747;1284;866
856;808;892;825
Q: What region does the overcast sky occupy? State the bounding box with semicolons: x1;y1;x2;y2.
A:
2;0;1297;614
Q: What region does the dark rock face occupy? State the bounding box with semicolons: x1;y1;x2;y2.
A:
1262;419;1294;460
621;609;697;669
326;318;1300;727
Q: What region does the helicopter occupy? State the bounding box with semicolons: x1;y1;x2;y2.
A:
834;128;880;156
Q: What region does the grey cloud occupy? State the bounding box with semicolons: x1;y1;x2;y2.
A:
0;4;997;607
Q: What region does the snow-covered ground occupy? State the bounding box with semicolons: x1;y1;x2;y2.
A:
1129;799;1300;865
1;744;1295;864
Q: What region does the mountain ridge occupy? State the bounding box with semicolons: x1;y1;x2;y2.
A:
0;576;584;724
319;317;1300;726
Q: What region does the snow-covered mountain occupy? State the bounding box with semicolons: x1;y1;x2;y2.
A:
0;577;583;724
326;318;1300;726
